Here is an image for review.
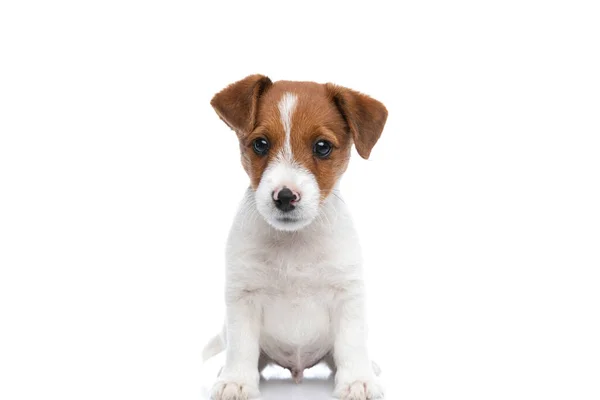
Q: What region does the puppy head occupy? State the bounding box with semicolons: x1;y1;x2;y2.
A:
211;74;388;231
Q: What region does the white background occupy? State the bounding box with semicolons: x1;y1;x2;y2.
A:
1;1;599;399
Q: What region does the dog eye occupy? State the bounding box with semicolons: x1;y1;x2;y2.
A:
252;138;270;156
313;140;333;158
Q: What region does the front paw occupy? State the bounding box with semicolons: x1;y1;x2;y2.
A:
334;377;384;400
211;380;260;400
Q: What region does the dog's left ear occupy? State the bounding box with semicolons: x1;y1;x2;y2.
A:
326;84;388;159
211;74;273;137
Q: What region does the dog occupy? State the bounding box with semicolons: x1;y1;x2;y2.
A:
203;74;388;400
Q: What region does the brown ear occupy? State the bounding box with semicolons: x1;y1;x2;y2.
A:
326;83;388;159
210;74;273;136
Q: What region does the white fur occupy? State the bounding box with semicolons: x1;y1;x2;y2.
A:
206;91;383;400
208;190;383;400
277;92;297;159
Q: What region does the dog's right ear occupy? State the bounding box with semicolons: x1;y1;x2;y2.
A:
210;74;272;137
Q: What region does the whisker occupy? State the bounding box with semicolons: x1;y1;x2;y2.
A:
331;192;346;205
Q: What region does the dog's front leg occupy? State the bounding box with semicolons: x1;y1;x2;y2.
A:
332;295;384;400
211;296;261;400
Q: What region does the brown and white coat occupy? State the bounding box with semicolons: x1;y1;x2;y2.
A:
203;74;388;400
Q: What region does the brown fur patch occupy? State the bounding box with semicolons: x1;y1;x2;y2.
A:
210;74;272;136
325;84;388;159
211;76;388;198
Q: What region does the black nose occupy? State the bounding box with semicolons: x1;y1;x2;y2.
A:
274;188;296;212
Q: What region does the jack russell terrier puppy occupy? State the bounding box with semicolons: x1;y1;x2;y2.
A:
203;74;388;400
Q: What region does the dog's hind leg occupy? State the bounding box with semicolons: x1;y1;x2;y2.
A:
323;353;382;377
371;360;382;376
202;326;226;362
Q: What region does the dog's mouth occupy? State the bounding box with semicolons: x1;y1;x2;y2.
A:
276;216;300;223
267;213;314;232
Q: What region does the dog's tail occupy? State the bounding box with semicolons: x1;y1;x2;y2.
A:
202;330;225;362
